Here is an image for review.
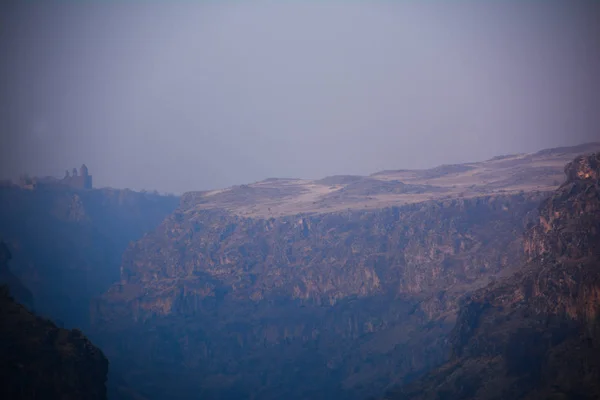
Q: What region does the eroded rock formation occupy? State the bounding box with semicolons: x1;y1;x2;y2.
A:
385;153;600;400
92;190;549;399
3;144;597;400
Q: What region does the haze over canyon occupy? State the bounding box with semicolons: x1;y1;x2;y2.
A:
1;1;600;400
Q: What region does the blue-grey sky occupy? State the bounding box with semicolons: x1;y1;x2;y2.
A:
1;1;599;194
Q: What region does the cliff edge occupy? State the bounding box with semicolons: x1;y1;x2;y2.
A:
385;152;600;399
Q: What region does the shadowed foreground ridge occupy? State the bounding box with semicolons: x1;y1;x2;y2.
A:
0;244;108;400
385;152;600;400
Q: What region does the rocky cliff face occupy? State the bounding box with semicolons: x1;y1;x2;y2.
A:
0;186;179;329
0;244;108;400
385;153;600;400
93;187;550;399
2;144;589;400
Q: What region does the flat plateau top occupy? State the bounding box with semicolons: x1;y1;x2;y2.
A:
182;142;600;217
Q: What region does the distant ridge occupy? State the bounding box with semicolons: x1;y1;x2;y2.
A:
180;142;600;217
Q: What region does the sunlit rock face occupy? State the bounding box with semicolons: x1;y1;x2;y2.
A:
385;153;600;400
524;152;600;262
92;188;549;399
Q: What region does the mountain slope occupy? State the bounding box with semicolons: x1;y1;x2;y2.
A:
384;152;600;400
0;243;108;400
91;144;599;400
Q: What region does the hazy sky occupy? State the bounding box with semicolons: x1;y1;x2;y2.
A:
1;1;599;194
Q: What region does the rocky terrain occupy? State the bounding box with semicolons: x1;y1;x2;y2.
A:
384;152;600;400
1;143;596;400
90;143;599;400
0;242;108;400
0;186;179;329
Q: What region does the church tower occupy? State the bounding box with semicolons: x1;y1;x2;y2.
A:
80;164;92;189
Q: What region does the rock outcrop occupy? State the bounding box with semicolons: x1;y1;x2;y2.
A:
384;153;600;400
0;244;108;400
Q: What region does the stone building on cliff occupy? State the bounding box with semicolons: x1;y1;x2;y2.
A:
18;164;93;190
62;164;93;189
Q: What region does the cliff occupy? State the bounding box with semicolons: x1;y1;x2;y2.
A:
384;152;600;400
2;144;594;400
92;189;557;398
0;186;179;330
90;145;600;400
0;245;108;400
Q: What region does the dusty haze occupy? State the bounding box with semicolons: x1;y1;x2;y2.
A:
1;1;599;194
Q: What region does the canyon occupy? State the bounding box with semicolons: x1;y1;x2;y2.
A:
1;142;598;399
89;142;598;399
0;187;179;330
